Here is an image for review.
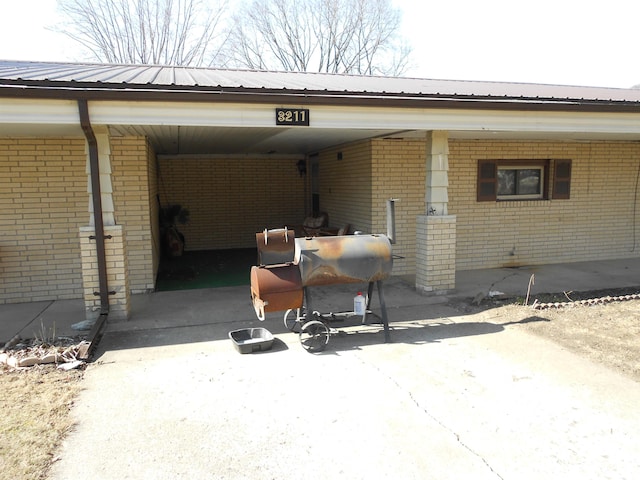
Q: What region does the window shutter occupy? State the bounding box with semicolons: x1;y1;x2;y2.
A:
553;160;572;199
477;160;497;201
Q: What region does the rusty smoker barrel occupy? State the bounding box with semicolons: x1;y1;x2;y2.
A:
294;234;393;286
250;263;303;320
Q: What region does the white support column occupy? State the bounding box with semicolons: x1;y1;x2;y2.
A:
425;130;450;216
416;131;456;293
86;126;115;226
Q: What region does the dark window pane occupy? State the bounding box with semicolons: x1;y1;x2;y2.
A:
497;169;516;195
517;169;541;195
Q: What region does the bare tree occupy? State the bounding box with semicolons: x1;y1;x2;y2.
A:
224;0;411;75
55;0;229;66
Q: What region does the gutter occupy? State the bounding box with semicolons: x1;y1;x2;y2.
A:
77;99;109;359
2;82;640;114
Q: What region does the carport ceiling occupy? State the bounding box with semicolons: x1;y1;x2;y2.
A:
109;124;408;155
3;122;639;156
108;124;640;156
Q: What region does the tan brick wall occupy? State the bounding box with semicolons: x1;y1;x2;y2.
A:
318;141;373;232
317;139;426;277
6;133;639;304
449;140;640;270
371;139;426;276
0;138;87;304
110;137;157;293
158;156;306;249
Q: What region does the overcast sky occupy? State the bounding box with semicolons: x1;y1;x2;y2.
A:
0;0;638;89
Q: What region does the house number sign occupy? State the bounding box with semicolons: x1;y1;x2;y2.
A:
276;108;309;126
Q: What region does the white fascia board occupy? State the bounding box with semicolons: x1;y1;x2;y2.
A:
0;98;80;125
312;105;640;135
418;108;640;136
90;100;640;136
90;100;295;127
2;98;638;137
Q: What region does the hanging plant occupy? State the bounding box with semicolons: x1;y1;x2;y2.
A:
160;204;190;227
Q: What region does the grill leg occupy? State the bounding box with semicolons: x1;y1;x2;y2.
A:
377;280;391;343
303;286;315;322
366;281;375;309
361;281;375;324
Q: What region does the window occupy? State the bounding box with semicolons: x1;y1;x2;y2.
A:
477;159;571;202
497;165;544;200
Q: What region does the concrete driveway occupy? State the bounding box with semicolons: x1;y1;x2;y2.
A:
47;277;640;480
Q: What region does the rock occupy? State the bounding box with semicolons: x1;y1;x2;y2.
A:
72;320;96;331
40;353;59;364
57;360;84;371
17;356;40;368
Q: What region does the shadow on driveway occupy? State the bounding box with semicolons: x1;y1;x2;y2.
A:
93;310;550;360
310;316;551;354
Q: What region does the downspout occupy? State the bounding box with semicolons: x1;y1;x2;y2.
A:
78;99;109;356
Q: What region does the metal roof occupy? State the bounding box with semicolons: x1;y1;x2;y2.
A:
1;60;640;107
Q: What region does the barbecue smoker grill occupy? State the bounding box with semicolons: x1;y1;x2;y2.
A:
250;229;394;352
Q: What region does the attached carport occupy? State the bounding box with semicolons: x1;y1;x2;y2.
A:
108;101;408;244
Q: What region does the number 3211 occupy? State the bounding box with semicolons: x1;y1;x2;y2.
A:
276;109;308;125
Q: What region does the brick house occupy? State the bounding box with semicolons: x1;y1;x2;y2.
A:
1;60;639;321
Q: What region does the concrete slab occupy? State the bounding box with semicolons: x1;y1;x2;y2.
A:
2;257;640;345
453;257;640;301
0;299;85;345
48;302;640;480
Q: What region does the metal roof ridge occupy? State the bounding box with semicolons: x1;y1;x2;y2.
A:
0;59;635;92
1;60;639;106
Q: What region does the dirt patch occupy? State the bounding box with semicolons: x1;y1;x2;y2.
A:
0;365;84;480
448;286;640;382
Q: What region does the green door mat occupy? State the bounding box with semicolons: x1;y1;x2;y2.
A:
156;248;258;291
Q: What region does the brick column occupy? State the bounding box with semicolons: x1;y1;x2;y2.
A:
80;225;131;321
416;131;457;293
416;215;456;292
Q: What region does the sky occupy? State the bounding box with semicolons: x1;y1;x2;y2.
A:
0;0;638;89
